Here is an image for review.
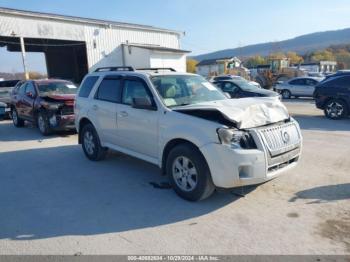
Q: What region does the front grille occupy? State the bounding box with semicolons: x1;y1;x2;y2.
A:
268;156;298;173
60;106;74;115
258;122;301;157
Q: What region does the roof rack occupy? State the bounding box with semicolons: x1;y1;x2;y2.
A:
137;68;176;72
94;66;135;72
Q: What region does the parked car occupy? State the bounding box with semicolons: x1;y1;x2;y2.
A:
213;80;279;99
212;75;261;88
10;79;78;135
0;80;20;118
313;75;350;119
274;77;323;99
321;70;350;82
0;102;6;120
75;67;302;201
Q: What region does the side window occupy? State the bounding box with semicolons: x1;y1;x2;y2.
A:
222;82;238;92
79;76;99;98
290;79;303;85
122;79;151;105
25;82;36;95
95;77;122;103
212;82;221;88
305;79;316;86
18;83;27;95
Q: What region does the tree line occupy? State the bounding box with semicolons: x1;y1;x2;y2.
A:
186;43;350;72
244;44;350;69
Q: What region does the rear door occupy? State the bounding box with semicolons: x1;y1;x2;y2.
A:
333;76;350;104
21;81;37;120
15;82;27;117
304;78;318;96
116;76;159;159
89;75;122;144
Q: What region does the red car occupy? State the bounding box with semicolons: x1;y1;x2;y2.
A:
10;79;78;135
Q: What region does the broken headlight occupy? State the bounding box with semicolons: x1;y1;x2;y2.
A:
217;128;256;149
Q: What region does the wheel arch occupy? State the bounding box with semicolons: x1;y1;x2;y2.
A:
325;97;349;111
78;117;93;144
161;138;204;175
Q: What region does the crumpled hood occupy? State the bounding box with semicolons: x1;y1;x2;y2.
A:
174;97;289;129
41;94;75;106
44;94;75;101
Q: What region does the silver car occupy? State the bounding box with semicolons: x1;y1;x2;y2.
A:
275;77;323;99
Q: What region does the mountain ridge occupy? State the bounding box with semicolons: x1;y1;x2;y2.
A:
192;28;350;61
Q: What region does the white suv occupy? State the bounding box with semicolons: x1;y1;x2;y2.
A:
75;67;302;201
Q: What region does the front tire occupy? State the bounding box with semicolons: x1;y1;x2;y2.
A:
324;99;348;120
81;123;107;161
37;112;52;136
166;144;215;201
281;90;291;99
12;108;25;127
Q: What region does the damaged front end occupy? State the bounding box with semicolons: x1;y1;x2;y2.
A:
173;97;290;129
40;98;75;130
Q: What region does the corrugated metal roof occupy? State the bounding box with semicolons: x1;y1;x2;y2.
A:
124;43;190;53
0;7;183;35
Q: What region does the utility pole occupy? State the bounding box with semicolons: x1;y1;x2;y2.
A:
19;37;29;80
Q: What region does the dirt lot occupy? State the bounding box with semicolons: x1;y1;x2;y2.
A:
0;99;349;255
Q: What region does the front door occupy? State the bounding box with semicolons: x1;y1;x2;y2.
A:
116;77;159;159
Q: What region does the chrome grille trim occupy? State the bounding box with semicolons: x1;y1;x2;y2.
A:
257;122;301;157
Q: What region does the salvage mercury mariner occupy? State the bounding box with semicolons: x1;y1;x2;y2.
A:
75;67;302;201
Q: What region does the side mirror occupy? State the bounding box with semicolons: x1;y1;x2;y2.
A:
26;91;35;98
132;97;157;111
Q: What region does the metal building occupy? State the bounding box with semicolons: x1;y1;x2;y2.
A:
0;7;190;83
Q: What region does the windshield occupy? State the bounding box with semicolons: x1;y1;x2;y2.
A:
151;75;226;107
37;81;78;95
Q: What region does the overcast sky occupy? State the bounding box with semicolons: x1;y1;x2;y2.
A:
1;0;350;73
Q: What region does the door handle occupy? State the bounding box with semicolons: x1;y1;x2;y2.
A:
92;105;98;111
119;111;128;117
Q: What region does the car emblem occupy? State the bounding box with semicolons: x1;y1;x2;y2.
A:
281;130;290;144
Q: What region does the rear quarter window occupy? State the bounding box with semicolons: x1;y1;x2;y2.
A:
78;76;99;98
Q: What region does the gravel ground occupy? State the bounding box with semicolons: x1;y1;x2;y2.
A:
0;99;349;255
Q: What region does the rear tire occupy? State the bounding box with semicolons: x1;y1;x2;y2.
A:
12;108;24;127
324;99;348;120
81;123;107;161
166;143;215;201
281;90;291;99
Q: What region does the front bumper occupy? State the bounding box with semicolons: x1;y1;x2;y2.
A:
49;114;76;130
200;121;302;188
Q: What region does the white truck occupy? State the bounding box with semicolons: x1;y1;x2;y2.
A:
75;67;302;201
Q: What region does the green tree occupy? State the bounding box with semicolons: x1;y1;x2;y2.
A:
311;50;335;62
244;55;266;68
268;52;286;60
335;49;350;69
286;51;304;64
186;59;198;73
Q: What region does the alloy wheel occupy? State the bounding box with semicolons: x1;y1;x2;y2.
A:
38;115;46;133
172;156;198;192
326;102;344;118
84;131;95;155
12;110;18;125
